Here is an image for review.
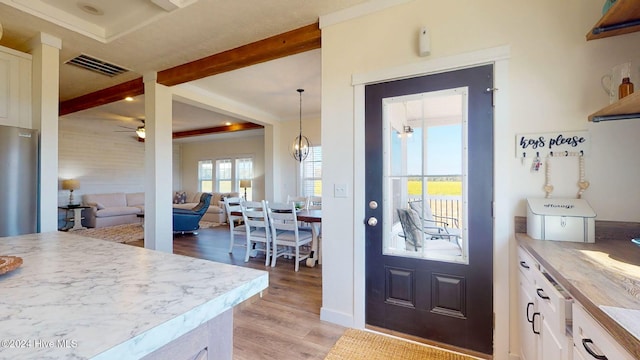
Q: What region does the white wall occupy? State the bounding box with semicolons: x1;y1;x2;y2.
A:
274;117;322;201
320;0;640;359
179;134;267;200
58;122;181;204
179;117;320;203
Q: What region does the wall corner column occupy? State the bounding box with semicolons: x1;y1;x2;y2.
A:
143;72;173;253
29;32;61;233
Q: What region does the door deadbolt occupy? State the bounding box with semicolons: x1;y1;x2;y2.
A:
367;217;378;226
368;201;378;209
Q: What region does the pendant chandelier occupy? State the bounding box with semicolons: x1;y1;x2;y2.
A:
291;88;311;162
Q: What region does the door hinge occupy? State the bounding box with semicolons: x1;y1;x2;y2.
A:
486;87;497;107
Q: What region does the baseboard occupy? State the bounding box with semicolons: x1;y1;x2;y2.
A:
320;307;354;328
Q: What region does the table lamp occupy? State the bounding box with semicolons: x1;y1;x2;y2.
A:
239;180;252;200
62;179;80;205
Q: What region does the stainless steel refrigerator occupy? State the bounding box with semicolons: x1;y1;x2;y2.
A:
0;125;39;237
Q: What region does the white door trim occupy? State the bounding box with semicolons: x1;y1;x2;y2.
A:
352;45;511;359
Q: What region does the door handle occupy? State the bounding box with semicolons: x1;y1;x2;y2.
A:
367;217;378;226
526;302;534;323
536;288;550;300
531;312;540;335
581;339;608;360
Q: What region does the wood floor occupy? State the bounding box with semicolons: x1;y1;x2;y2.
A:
129;225;346;360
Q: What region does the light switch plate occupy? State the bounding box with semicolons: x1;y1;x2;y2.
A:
334;184;348;198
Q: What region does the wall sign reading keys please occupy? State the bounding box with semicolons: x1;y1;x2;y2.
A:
515;130;590;159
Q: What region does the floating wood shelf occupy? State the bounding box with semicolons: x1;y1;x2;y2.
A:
586;0;640;40
586;0;640;122
588;92;640;122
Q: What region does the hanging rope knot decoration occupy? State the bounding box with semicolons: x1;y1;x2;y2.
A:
291;88;311;162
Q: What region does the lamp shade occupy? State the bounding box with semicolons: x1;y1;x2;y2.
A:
62;179;80;190
239;180;252;188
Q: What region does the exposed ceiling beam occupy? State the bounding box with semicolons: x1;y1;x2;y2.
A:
172;122;263;139
59;22;321;116
59;78;144;116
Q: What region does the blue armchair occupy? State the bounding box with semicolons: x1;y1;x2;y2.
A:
173;193;212;233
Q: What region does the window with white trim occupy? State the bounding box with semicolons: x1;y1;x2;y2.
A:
236;157;253;200
302;146;321;197
216;159;232;192
198;160;213;192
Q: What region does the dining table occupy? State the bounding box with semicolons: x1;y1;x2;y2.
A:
230;208;322;267
295;209;322;267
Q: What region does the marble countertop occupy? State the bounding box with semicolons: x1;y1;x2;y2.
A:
516;233;640;359
0;232;268;360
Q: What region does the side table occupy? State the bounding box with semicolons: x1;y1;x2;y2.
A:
59;205;90;231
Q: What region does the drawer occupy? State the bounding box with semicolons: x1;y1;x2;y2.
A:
573;303;634;360
534;268;572;333
517;246;538;284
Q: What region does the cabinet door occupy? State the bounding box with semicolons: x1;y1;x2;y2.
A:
573;303;634;360
539;313;567;360
518;277;537;360
573;345;587;360
0;51;17;126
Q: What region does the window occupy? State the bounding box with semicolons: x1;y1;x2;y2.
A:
200;157;254;196
216;159;232;192
198;160;213;192
302;146;321;197
236;157;253;200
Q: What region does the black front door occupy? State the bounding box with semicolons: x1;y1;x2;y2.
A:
364;65;494;355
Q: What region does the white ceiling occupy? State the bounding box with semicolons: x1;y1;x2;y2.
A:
0;0;367;137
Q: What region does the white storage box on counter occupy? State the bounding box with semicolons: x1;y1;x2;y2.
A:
526;198;596;243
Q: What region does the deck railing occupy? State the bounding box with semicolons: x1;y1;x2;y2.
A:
427;195;462;228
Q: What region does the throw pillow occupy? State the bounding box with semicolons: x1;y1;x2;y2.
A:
179;191;187;204
173;192;181;204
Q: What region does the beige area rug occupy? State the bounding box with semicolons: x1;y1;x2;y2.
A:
325;329;478;360
74;221;221;244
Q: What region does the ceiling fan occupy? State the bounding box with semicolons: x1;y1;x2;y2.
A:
115;119;145;140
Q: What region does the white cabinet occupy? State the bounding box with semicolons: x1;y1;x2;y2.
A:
518;247;538;360
572;303;635;360
517;246;573;360
0;45;32;128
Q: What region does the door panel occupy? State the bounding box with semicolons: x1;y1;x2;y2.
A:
365;65;494;355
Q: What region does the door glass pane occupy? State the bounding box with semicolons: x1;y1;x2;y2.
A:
382;88;469;264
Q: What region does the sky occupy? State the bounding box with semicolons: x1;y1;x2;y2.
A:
393;124;462;176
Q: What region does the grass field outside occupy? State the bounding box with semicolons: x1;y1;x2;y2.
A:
408;179;462;196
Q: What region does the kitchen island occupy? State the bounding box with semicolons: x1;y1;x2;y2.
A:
0;232;268;360
516;232;640;359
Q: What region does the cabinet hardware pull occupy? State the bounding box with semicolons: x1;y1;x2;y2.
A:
526;302;534;323
536;288;550;300
519;261;530;269
582;339;608;360
531;312;540;335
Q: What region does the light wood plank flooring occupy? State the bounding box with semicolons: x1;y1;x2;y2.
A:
129;225;345;360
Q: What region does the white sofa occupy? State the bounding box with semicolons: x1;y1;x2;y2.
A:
82;192;143;228
82;191;237;228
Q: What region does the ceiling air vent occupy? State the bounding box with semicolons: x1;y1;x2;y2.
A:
65;54;129;77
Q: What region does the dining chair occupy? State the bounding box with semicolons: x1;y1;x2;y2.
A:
307;196;322;210
240;200;272;266
224;196;246;253
268;202;313;271
286;195;308;210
